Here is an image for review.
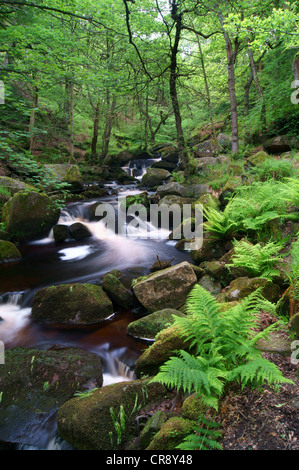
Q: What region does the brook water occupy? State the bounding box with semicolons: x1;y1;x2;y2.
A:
0;181;191;449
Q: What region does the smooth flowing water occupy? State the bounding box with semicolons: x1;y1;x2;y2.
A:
0;182;191;449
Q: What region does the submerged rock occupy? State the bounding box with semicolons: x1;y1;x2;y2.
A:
31;283;114;326
0;347;103;448
132;261;197;313
56;378;169;450
2;191;60;242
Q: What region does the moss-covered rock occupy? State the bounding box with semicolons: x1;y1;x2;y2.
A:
2;191;60;242
181;394;209;420
132;262;197;313
146;417;197;450
31;283;114;326
134;325;191;378
102;273;134;309
0;240;21;263
0;347;103;447
139;410;168;449
198;274;222;296
190;238;226;264
0;176;36;194
224;277;281;302
127;308;185;340
290;313;299;339
56;378;169;450
141;168;170;187
247;151;269;167
44;164;84;192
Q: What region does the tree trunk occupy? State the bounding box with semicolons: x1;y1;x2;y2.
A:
69;81;75;163
248;48;266;129
91;101;100;161
29;83;38;153
102;94;117;159
169;8;184;149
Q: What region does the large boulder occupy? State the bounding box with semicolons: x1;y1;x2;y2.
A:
194;139;218;158
0;176;36;195
132;262;197;313
224;277;281;303
141;168;170;187
31;283;114;326
127;308;185;340
44;164;84;192
0;347;103;448
0;240;22;263
56;378;169;450
2;191;60;241
156;182;187;198
68;222;92;240
263;135;299;154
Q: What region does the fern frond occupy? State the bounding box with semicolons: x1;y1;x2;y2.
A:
228;357;294;389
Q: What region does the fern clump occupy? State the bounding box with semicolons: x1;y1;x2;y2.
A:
204;180;298;240
228;239;284;280
150;285;293;412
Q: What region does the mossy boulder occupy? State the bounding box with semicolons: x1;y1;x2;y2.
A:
2;191;60;242
31;283;114;326
0;176;36;194
102;273;134;309
44;164;84;192
224;277;281;303
156;182;187;198
139;410;168;449
0;347;103;447
247;151;269;167
56;378;169;450
132;262;197;313
146;417;197;450
0;240;22;263
141;168;170;187
181;393;209;420
127;308;185;340
200;260;233;287
134;325;191;378
190;238;226;264
290;313;299;339
198;274;222;296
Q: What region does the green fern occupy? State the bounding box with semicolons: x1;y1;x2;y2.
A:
228;239;284;280
176;416;223;450
150;285;293;412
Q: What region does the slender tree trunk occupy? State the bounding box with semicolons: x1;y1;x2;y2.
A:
69;81;75;163
197;37;220;152
29;83;38;153
91;101;100;161
102;94;117;159
169;9;184;149
244;71;253;115
248;48;266;129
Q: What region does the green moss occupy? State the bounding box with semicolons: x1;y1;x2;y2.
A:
0;240;21;262
146;417;197;450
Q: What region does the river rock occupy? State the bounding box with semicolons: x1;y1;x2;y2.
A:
102;273;134;309
0;347;103;448
156;182;187;198
127;308;185;340
134;325;191;378
44;164;84;192
194;139;218;158
53;224;69;243
139;410;168;449
31;283;114;326
0;240;22;263
132;261;197;313
56;378;169;450
141;168;170;187
185;183;211;199
224;277;281;302
68;222;92;240
198;274;222;296
2;191;60;242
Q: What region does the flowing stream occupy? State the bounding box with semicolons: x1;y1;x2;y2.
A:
0;181;191;449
